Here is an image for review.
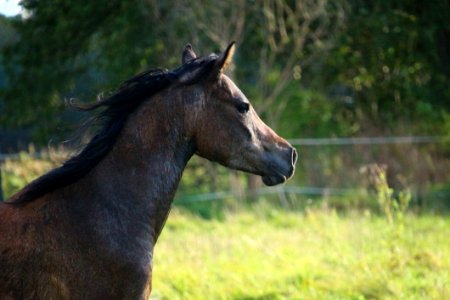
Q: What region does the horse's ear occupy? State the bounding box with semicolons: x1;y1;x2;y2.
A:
215;41;236;73
182;43;197;64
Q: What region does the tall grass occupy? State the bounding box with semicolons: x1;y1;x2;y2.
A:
152;207;449;300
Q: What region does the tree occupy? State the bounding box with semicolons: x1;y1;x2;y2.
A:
322;1;450;134
1;0;182;142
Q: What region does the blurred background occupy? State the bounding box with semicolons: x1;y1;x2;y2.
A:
0;1;449;299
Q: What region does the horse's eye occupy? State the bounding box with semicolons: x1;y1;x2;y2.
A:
235;102;250;114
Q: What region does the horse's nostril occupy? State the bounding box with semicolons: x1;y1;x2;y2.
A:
291;148;298;164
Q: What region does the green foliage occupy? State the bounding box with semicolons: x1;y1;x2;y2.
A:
0;15;17;49
0;0;189;142
276;86;354;138
1;0;448;144
322;1;450;134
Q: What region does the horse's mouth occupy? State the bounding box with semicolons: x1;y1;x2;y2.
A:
261;161;295;186
262;174;287;186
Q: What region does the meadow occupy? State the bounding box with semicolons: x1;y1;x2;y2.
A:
152;206;449;300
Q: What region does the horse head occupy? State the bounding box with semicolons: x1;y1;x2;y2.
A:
181;42;297;186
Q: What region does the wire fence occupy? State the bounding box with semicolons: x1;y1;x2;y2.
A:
0;136;447;203
0;136;444;160
174;186;355;204
288;136;442;146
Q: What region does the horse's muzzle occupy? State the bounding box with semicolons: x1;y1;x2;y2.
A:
261;146;297;186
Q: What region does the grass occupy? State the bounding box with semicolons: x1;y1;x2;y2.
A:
1;149;61;199
151;206;450;300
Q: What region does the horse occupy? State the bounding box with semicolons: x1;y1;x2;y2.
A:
0;42;297;299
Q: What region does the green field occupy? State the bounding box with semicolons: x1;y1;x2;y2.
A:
151;206;449;300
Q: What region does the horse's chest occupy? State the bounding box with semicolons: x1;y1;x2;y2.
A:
61;246;152;299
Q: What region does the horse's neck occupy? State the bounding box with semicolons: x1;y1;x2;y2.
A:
89;140;193;239
60;95;194;259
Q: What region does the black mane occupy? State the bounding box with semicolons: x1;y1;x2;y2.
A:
8;55;218;204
